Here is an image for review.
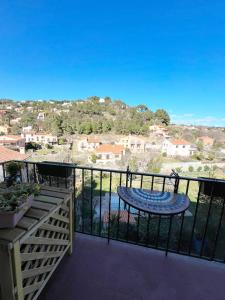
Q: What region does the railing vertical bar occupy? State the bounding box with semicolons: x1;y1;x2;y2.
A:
108;171;112;243
33;164;36;183
126;205;130;242
117;173;122;240
166;215;173;256
188;181;203;255
145;213;151;246
25;162;29;183
126;166;129;187
140;174;143;189
82;169;85;233
162;177;166;192
151;176;154;190
129;173;133;188
90;169;93;235
73;168;76;231
99;170;102;236
211;194;225;260
200;182;215;257
156;216;161;248
49;176;52;186
136;210;140;244
177;179;190;253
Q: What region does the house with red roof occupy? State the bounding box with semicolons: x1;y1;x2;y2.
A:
0;146;30;181
0;135;25;153
162;139;196;157
94;144;125;163
0;146;29;163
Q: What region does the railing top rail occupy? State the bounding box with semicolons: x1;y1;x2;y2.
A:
1;160;225;184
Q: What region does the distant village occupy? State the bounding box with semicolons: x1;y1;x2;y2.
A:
1;98;225;176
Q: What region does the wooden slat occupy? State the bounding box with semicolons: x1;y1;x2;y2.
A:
31;201;55;212
0;228;25;243
17;217;38;230
13;241;24;300
21;250;64;262
22;265;53;279
23;281;43;296
40;186;70;194
61;204;69;212
23;237;69;246
35;194;63;205
30;244;70;300
39;190;67;199
25;208;48;220
52;213;69;223
40;223;69;234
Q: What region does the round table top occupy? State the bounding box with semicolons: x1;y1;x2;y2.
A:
117;186;190;215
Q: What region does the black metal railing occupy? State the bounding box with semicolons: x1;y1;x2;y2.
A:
1;160;225;263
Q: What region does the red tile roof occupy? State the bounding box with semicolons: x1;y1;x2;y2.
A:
95;144;124;154
103;210;136;224
0;146;30;163
0;135;25;143
170;139;191;145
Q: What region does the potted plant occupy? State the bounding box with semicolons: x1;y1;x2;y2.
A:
0;183;40;228
5;161;23;187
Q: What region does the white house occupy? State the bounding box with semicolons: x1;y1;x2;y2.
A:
162;139;195;157
22;126;33;133
22;133;58;145
77;137;102;152
37;112;45;121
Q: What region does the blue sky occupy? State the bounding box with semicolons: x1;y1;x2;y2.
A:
0;0;225;126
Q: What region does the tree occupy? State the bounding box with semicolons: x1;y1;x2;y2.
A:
136;104;148;113
128;157;138;172
146;156;162;173
155;109;170;125
91;154;98;163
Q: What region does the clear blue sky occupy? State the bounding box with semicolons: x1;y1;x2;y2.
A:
1;0;225;126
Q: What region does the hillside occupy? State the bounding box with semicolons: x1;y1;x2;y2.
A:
0;97;170;136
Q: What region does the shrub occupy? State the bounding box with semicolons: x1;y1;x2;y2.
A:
204;165;210;172
188;165;194;172
197;166;202;172
91;154;97;163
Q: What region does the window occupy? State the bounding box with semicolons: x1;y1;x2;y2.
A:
183;145;185;148
106;154;110;159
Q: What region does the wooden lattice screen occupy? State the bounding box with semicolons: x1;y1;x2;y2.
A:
0;186;73;300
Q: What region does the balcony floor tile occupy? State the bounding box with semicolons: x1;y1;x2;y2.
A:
40;233;225;300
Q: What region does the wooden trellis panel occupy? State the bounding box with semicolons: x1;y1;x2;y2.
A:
0;186;73;300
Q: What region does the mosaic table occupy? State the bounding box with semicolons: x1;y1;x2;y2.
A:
117;186;190;215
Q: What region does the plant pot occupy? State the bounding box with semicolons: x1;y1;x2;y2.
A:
37;162;73;178
0;194;34;229
198;177;225;197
